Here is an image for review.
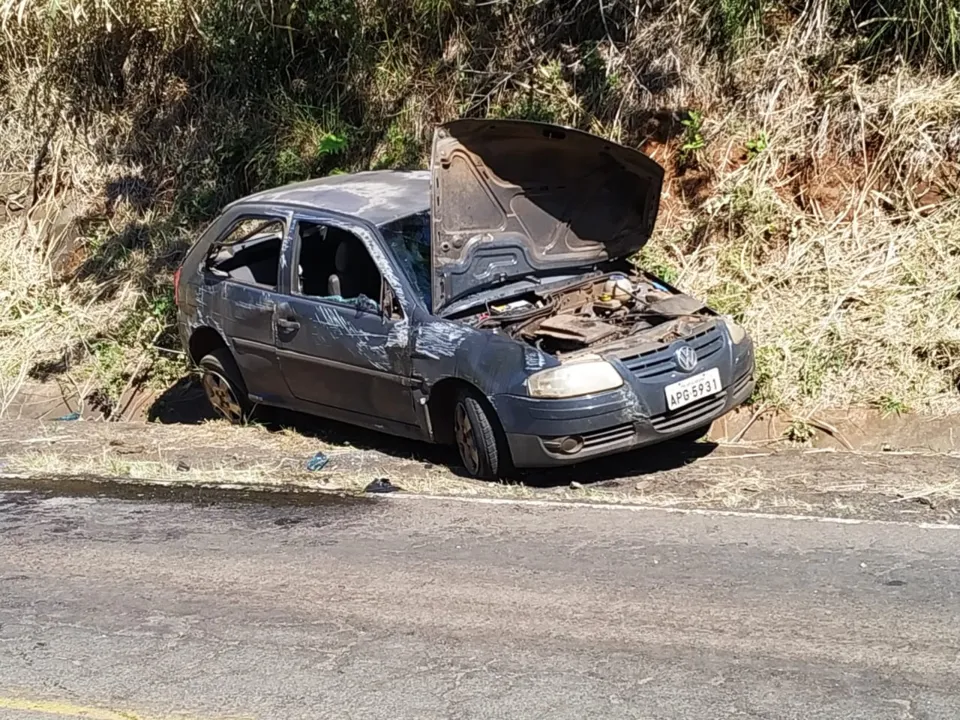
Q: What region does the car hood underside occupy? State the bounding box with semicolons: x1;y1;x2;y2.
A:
430;119;665;315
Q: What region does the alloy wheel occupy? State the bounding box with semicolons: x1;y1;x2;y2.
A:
202;371;244;423
454;402;480;475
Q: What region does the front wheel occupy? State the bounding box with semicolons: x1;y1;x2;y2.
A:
453;389;507;480
199;349;250;424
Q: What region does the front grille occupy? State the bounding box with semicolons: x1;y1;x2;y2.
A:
581;423;635;449
622;325;724;380
650;394;726;433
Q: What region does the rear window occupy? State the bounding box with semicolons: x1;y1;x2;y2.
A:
204;216;286;290
218;218;285;248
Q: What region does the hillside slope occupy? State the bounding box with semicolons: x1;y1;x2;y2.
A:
1;0;958;418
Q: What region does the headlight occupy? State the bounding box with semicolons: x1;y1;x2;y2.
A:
722;316;747;344
526;354;624;398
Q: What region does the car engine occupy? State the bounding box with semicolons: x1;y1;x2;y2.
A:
462;271;715;358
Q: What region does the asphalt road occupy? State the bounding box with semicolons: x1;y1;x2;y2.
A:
2;481;959;720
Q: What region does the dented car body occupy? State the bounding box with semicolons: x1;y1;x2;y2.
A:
175;119;755;479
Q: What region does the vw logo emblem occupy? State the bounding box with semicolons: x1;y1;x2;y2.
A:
675;345;698;373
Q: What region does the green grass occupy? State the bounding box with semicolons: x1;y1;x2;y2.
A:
856;0;960;71
679;110;707;165
875;394;911;417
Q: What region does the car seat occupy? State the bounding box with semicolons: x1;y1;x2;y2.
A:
329;233;380;300
330;235;355;297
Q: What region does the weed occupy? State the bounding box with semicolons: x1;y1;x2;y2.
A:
372;120;423;170
854;0;960;72
679;110;706;165
751;345;782;405
875;394;910;417
636;246;680;286
706;281;750;318
745;131;768;160
784;419;816;444
707;0;768;53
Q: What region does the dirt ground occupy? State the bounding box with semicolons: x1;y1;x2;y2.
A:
1;406;958;524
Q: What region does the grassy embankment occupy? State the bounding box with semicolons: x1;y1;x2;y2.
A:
0;0;958;424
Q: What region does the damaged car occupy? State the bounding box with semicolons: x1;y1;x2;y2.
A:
174;119;755;479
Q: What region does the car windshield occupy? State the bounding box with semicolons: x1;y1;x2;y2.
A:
380;211;431;306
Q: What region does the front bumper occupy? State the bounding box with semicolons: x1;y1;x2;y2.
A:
495;325;755;468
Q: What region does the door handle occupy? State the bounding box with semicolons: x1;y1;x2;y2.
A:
276;318;300;332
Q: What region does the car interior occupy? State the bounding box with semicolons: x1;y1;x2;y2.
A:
205;217;285;289
204;218;385;309
296;221;383;305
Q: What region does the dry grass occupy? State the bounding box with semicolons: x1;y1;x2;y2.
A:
4;447;529;499
0;0;959;418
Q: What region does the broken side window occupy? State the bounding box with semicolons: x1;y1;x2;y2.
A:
295;221;383;313
205;216;285;290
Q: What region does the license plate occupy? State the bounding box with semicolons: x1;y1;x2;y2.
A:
665;368;723;411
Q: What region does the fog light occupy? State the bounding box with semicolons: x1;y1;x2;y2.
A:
545;436;584;455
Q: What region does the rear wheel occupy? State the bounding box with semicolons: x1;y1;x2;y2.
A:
199;349;250;424
453;389;507;480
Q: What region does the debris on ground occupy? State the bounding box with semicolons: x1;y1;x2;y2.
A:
365;477;401;494
306;451;329;472
176;460;191;472
55;412;81;422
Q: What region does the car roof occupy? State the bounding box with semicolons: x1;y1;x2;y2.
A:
229;170;431;226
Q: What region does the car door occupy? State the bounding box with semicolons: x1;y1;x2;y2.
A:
202;210;290;402
273;215;420;431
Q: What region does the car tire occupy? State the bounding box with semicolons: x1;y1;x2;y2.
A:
453;389;507;480
199;349;251;424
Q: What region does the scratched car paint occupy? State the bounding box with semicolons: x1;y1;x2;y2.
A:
174;119;756;479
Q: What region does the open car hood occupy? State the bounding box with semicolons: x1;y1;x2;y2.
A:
430;119;665;314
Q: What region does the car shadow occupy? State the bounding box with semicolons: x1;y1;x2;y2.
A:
147;376;458;466
148;376;219;424
510;440;718;488
148;377;719;487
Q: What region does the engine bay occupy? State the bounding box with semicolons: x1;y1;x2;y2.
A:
460;271;715;357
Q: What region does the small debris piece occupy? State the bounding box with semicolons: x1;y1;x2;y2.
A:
176;460;191;472
570;481;583;490
55;412;81;422
305;451;329;472
365;477;401;494
597;479;624;488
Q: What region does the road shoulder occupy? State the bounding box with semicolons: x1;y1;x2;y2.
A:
1;418;958;523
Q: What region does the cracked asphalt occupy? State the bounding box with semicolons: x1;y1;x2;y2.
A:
1;480;959;719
